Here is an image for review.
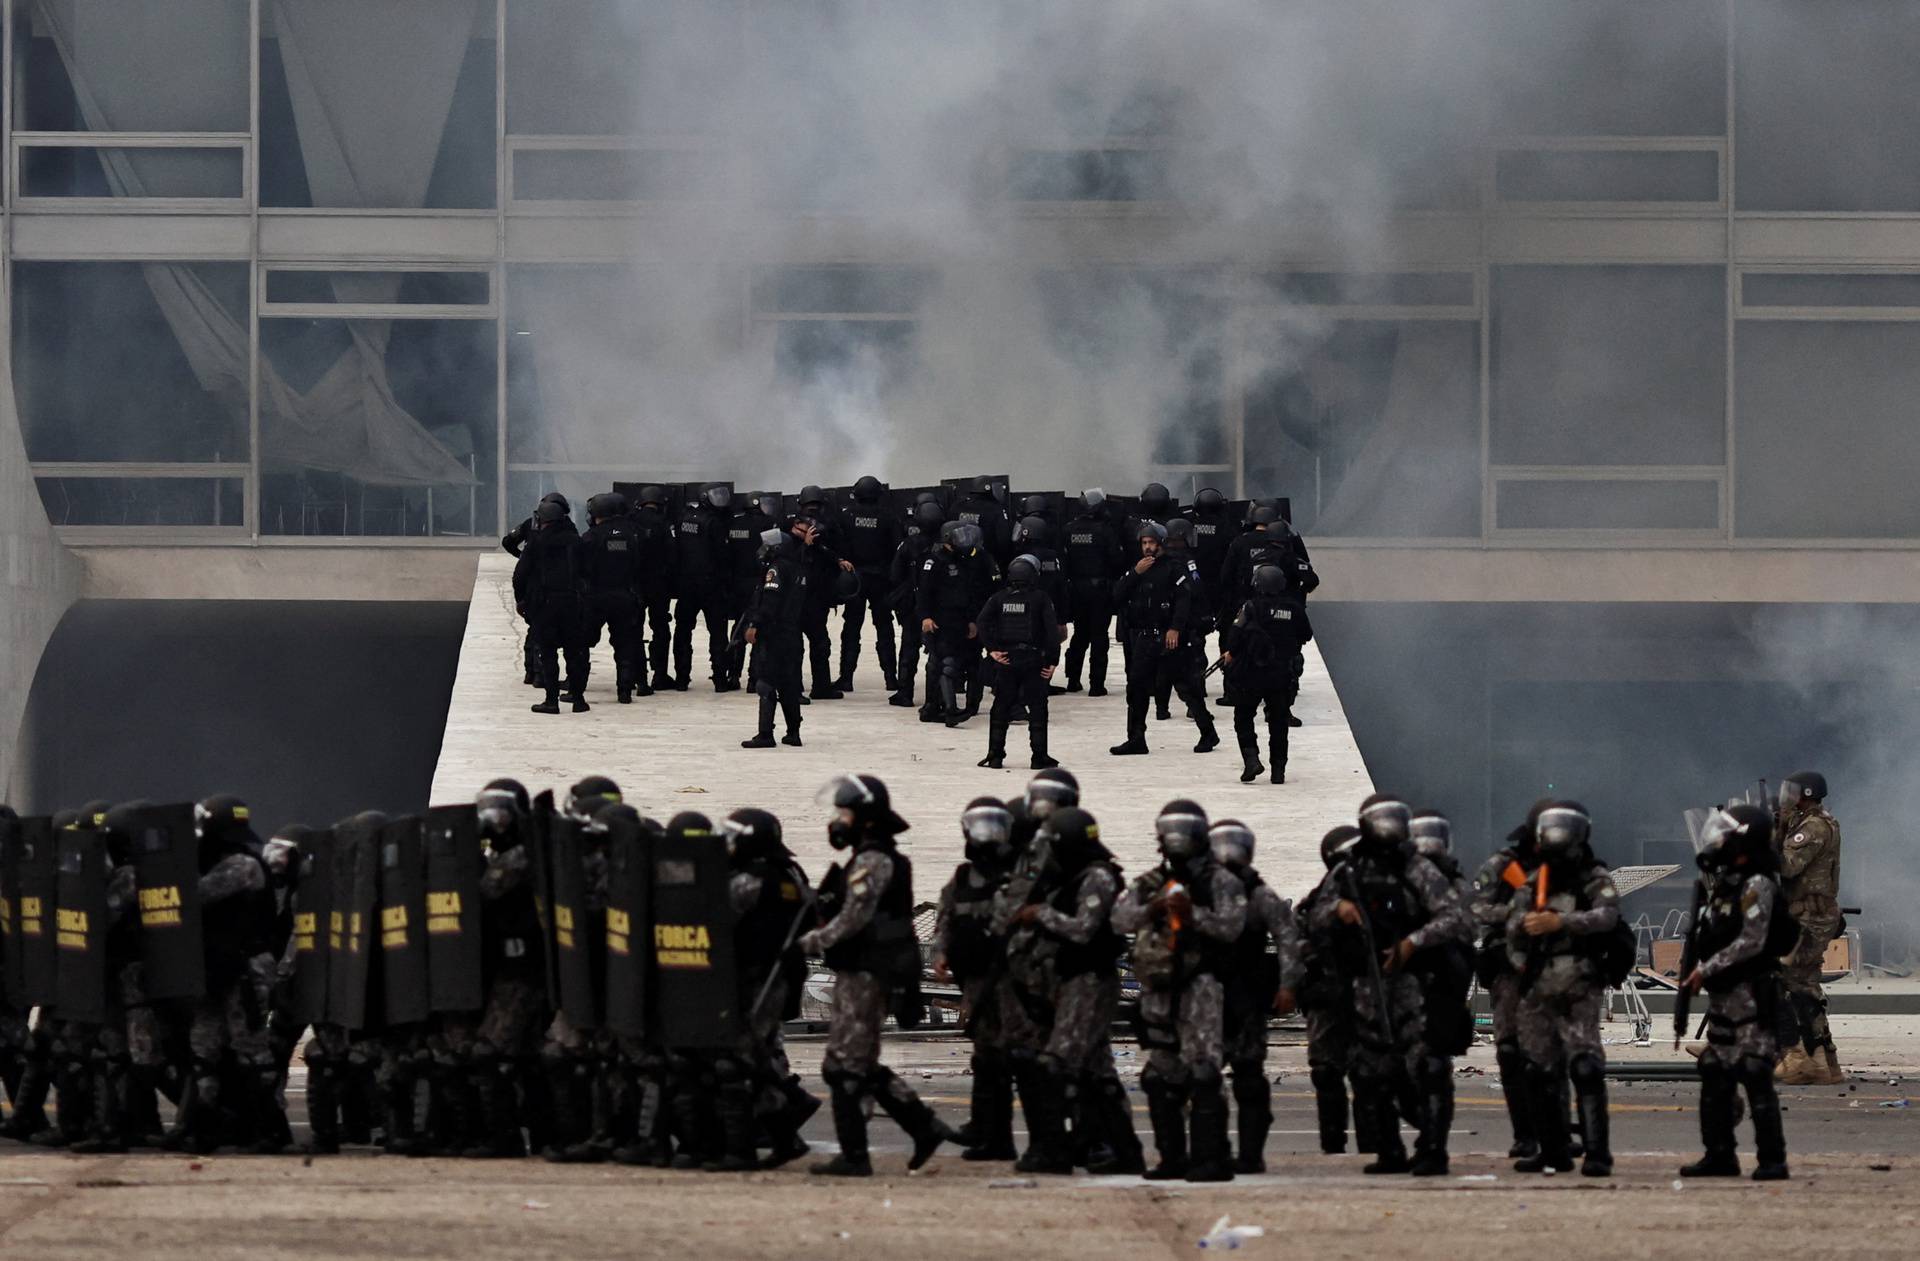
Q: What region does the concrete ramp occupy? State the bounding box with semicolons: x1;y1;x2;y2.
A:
432;555;1372;900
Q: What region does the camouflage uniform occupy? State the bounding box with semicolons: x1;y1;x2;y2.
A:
1777;803;1841;1059
1294;875;1365;1152
1470;845;1535;1154
1691;866;1789;1172
1218;868;1302;1171
813;849;900;1078
936;860;1020;1155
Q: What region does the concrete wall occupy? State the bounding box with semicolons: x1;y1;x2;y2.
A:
1;335;79;802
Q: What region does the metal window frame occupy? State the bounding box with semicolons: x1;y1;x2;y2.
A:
1734;264;1920;321
1242;266;1484;322
1489;464;1727;539
12;131;253;211
504;134;739;214
258;261;498;319
1487;135;1727;217
32;461;250;535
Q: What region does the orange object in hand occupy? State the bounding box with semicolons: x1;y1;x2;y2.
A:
1500;861;1527;891
1534;864;1549;911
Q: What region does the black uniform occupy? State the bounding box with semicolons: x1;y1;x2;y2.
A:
1222;592;1312;782
786;512;847;696
720;500;774;689
512;516;592;707
977;579;1062;768
581;512;649;702
836;495;906;691
886;520;940;706
740;540;809;745
915;542;1001;722
1111;554;1218;752
1219;525;1317;607
625;498;678;688
953;491;1013;569
1061;509;1126;693
671;501;733;688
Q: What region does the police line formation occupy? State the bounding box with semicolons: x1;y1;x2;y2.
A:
0;767;1845;1184
507;477;1315;778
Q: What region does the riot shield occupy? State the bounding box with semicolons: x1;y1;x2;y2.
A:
127;802;205;1002
287;827;334;1026
548;816;602;1030
601;810;655;1039
53;827;109;1025
0;813;19;1007
8;817;57;1009
378;815;430;1028
650;828;740;1050
327;816;380;1032
529;791;560;1000
424;804;484;1015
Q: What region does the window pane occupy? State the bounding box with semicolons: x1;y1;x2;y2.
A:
1260;272;1477;308
1494;149;1719;203
19;145;243;199
13;261;250;463
1735;0;1920;211
1735;322;1920;539
1245;321;1481;538
16;0;249;132
259;0;496;209
511;147;730;202
1496;478;1718;530
506;0;741;135
1489;0;1726;136
1491;266;1725;466
37;477;243;528
258;318;497;537
1742;273;1920;309
1007;149;1171;202
751;267;934;315
263;271;491;307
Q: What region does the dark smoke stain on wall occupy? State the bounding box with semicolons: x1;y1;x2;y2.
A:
18;600;466;837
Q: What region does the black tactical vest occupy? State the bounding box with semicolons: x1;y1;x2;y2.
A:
736;857;807;983
202;851;276;986
481;845;545;982
817;844;917;978
1050;861;1123;979
943;863;1002;982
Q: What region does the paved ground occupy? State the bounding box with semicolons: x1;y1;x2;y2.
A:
432;554;1374;898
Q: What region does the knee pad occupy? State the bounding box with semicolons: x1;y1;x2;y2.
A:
941;658;963;680
1188;1064;1224;1095
1568;1052;1606;1093
821;1066;864;1098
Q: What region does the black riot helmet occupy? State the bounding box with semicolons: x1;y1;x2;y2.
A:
97;801;143;867
914;490;941;506
80;798;113;829
853;475;883;503
1140;483;1171;516
1699;802;1773;872
1778;771;1827;812
1007;555;1039;588
565;775;622;824
1155;799;1210;864
665;811;715;844
1321;825;1362;869
540;491;570;513
1136;519;1167;547
1409;810;1452;862
1015;515;1049;546
1079;488;1107;513
1535;801;1592;859
1248;504;1279;528
832;569;863;602
1024;767;1079;821
704;483;732;510
1357;793;1411;847
1194;487;1226;512
722;807;790;863
263;823;311;883
196;795;259;871
52;807;81;832
970;475;993;497
1251;564;1288;597
799;484;827;509
961;796;1015;869
1038;806;1108;873
1163;518;1194;551
477;777;530;839
586;492;627;522
1021;494;1050;518
535;499;568;525
638;484;667;508
1209;818;1255;868
817;772;909;844
758;526;787;559
913;500;945;530
948;521;983;553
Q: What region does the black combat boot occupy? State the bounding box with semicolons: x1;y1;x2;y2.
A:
304;1063;342;1155
125;1065;168;1148
1082;1075;1147;1175
540;1059;588;1160
810;1072;872;1177
1;1058;51;1141
531;687;560;715
759;1075;817;1169
385;1073;427;1157
568;689;591;713
1185;1074;1236;1182
710;1077;759;1172
1513;1066;1575;1173
1359;1080;1410;1174
616;661;634;704
1109;726;1150;756
1745;1070;1790;1182
1570;1055;1612;1177
1193;715;1220;753
246;1067;291;1155
464;1064;525;1159
960;1052;1018;1161
1409;1057;1453;1177
1680;1065;1741;1177
1011;1061;1072;1175
869;1067;961;1171
668;1064;716;1169
69;1062;129;1154
1495;1044;1537;1160
1268;738;1286;784
1239;742;1264;783
1309;1064;1349;1153
1141;1079;1190;1180
1230;1064;1272;1173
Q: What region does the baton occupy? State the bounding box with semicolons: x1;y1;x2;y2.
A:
749;893;817;1024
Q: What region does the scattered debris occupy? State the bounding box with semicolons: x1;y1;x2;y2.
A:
988;1178;1037;1190
675;786;708;794
1671;1180;1686;1191
1870;1164;1894;1172
523;1200;551;1211
1879;1099;1910;1109
1199;1215;1265;1250
1457;1174;1498;1182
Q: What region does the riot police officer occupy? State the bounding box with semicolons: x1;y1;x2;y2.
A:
503;491;570;686
719;491;778;692
916;521;1000;726
787;487;851;699
1681;804;1792;1181
977;556;1063;770
800;775;959;1177
670;484;734;692
1219;504;1316;610
836;476;906;693
953;476;1013;569
1407;811;1476;1177
1220;565;1312;784
512;499;591;714
581;492;651;704
1470;799;1553;1160
739;528;808;749
1208;819;1302;1174
1109;522;1218;756
887;499;947;710
933;798;1022;1162
1061;489;1126;695
1112;800;1247;1182
626;486;679;694
1294;825;1377;1155
1774;771;1843;1084
462;780;549;1159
